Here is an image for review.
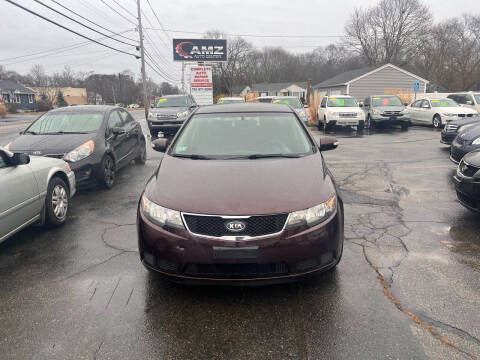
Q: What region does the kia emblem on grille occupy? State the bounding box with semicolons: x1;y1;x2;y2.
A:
32;151;42;155
225;220;246;232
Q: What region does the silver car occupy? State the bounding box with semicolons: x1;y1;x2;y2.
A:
0;147;75;243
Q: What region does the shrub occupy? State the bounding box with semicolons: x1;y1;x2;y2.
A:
6;103;19;114
0;104;6;118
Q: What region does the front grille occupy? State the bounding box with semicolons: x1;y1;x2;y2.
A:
156;113;178;120
383;111;401;116
45;154;65;159
183;262;288;278
459;160;479;177
445;124;458;132
183;213;288;237
338;112;357;118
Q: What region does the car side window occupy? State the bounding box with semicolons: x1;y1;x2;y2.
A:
411;100;421;108
364;97;370;107
321;97;327;108
465;95;474;103
118;109;132;125
456;95;466;104
420;100;430;108
108;111;123;129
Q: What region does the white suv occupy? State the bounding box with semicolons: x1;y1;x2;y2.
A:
447;92;480;114
317;95;365;131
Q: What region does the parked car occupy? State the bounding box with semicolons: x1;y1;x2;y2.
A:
137;103;344;285
255;96;275;103
147;94;198;138
128;104;140;109
5;105;146;189
448;92;480;114
363;95;409;130
407;98;477;128
217;97;245;104
0;147;75;243
317;95;365;131
441;116;480;145
453;149;480;212
115;103;125;108
450;122;480;163
272;96;309;124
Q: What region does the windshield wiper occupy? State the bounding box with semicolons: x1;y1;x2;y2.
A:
171;153;214;160
247;153;302;159
42;131;89;135
23;130;37;135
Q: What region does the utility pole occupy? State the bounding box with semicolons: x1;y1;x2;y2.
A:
136;0;148;119
181;63;185;93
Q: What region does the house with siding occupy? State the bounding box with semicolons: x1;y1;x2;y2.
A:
230;85;251;96
312;63;429;101
0;80;36;111
29;87;88;106
251;82;308;98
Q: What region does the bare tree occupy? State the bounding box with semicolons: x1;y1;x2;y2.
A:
28;64;49;87
345;0;432;66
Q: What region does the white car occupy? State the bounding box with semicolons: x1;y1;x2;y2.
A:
0;147;75;243
217;97;245;104
317;95;365;131
448;92;480;114
128;104;140;109
407;98;478;128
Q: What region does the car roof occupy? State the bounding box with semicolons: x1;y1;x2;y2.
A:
48;105;118;113
220;97;244;100
327;95;353;98
196;103;294;114
272;96;298;99
370;94;398;97
159;94;189;98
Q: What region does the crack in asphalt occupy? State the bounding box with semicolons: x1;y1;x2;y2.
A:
61;252;125;281
330;160;479;359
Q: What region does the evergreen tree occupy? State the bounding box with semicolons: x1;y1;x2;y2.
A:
57;91;68;107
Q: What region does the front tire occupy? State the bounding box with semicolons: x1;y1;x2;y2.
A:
135;141;147;165
45;177;69;227
433;114;442;128
401;122;409;131
368;115;375;129
99;155;116;189
357;120;365;131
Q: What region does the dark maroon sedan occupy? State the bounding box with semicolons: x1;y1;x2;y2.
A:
137;103;344;285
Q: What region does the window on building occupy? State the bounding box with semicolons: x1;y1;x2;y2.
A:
13;94;20;103
28;94;34;103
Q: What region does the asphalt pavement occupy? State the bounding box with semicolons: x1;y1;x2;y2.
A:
0;110;479;359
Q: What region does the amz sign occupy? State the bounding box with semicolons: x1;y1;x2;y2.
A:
173;39;227;62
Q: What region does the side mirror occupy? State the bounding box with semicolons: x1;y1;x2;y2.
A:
422;104;430;109
11;152;30;165
358;102;364;108
152;138;168;152
404;102;409;106
112;127;126;135
304;104;309;108
319;136;339;151
321;104;326;108
466;100;473;105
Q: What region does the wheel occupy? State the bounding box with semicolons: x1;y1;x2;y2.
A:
401;122;409;131
357;120;365;131
45;177;69;227
99;155;116;188
135;141;147;165
368;115;374;129
433;114;442;128
149;128;157;139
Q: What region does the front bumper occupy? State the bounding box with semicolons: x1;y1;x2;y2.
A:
148;120;185;135
137;209;343;285
371;115;410;124
453;174;480;212
327;118;363;126
67;156;103;188
441;132;456;145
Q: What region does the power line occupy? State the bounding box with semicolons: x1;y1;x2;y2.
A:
144;51;180;83
5;0;140;58
99;0;137;26
145;59;179;84
110;0;137;19
49;0;138;43
143;30;177;71
145;28;347;38
141;10;168;47
144;0;171;42
32;0;137;47
0;30;135;63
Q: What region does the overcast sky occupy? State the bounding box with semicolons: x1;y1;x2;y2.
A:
1;0;479;87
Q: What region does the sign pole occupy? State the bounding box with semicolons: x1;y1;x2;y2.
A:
136;0;148;120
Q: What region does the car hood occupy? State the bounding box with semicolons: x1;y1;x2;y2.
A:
458;123;480;141
150;107;187;115
375;106;405;112
330;106;362;112
8;133;96;155
463;149;480;166
446;117;480;127
145;153;335;215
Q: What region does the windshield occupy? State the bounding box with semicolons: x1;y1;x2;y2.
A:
155;97;187;108
430;99;458;107
171;113;313;158
474;95;480;104
26;112;104;134
218;98;245;104
273;98;303;109
371;96;403;106
257;98;273;103
327;97;358;107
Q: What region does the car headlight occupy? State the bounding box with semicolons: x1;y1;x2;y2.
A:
148;112;156;120
141;193;184;228
328;111;339;116
473;137;480;145
286;195;337;228
63;140;94;162
372;109;381;114
442;113;455;117
4;143;11;150
177;110;189;119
